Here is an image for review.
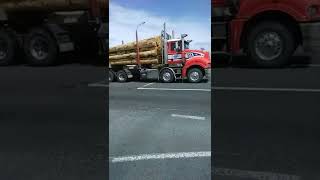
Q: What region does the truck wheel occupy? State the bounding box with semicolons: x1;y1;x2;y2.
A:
116;70;128;83
160;69;175;83
187;68;203;83
247;21;295;67
0;30;16;66
24;28;58;66
109;70;115;82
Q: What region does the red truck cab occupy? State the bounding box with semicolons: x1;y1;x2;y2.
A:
213;0;320;67
166;38;211;82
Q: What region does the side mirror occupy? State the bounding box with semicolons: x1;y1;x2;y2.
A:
181;34;188;38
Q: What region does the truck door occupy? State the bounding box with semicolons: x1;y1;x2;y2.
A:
167;41;183;64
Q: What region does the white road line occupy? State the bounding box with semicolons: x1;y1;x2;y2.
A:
213;86;320;93
171;114;206;120
214;168;301;180
141;82;155;88
89;83;320;93
110;151;211;163
137;87;211;92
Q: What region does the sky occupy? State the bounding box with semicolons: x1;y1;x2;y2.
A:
109;0;211;51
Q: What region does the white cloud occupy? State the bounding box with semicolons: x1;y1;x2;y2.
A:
109;2;211;51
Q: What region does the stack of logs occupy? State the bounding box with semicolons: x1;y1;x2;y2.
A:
109;36;162;65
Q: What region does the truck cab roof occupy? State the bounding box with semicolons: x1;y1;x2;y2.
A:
167;39;192;43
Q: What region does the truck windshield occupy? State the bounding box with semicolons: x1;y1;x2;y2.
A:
184;41;190;49
177;41;190;50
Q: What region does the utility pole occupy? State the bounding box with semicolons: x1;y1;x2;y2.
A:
163;23;168;64
136;21;145;68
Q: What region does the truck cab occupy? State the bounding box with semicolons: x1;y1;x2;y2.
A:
164;36;211;82
167;38;190;64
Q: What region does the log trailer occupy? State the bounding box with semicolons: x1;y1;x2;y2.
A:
108;23;211;83
213;0;320;67
0;0;107;66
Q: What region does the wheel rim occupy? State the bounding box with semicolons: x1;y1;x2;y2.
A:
118;73;126;81
189;71;200;82
0;39;8;60
162;72;171;82
254;32;283;61
30;36;49;60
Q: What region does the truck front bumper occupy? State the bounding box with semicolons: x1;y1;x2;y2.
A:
300;22;320;52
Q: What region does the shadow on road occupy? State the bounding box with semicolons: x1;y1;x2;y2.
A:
61;54;105;66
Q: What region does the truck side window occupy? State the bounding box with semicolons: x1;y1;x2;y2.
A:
170;42;176;51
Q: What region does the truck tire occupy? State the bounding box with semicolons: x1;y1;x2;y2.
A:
187;68;203;83
247;21;295;68
24;28;58;66
0;30;16;66
116;70;128;83
160;68;175;83
109;70;115;82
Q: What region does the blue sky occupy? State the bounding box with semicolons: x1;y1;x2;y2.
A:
111;0;210;23
109;0;211;51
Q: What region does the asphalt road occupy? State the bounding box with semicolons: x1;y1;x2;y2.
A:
109;81;211;180
0;64;107;180
213;55;320;180
3;54;319;180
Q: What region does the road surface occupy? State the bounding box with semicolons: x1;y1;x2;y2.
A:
213;55;320;180
108;81;211;180
0;64;107;180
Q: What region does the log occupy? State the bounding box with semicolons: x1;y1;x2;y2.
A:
109;36;161;54
109;47;160;56
110;60;134;65
110;59;159;65
109;36;162;65
140;59;160;64
109;49;158;61
110;41;157;51
109;56;159;62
